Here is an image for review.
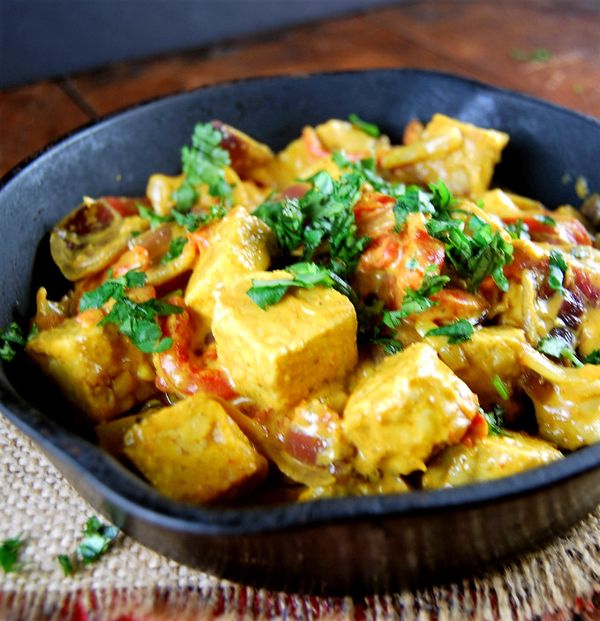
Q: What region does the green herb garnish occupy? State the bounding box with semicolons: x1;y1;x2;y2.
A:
548;250;568;294
506;219;530;240
172;122;232;211
491;375;510;400
537;333;583;367
425;319;474;344
247;262;350;310
254;168;369;279
383;273;449;327
0;322;26;362
534;214;556;227
58;516;119;575
583;350;600;365
0;536;24;573
427;215;513;292
348;113;381;137
137;204;173;229
483;405;507;436
80;270;182;353
57;554;74;576
160;237;187;265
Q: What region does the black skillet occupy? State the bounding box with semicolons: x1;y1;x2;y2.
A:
1;69;599;595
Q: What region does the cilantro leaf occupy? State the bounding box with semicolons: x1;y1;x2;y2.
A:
427;215;513;292
383;273;450;327
483;405;507;436
80;270;182;353
137;204;172;229
537;331;583;367
173;122;232;210
355;297;403;355
506;219;530;240
0;322;26;362
491;374;510;400
247;262;340;310
534;214;556;227
0;536;24;573
548;250;568;294
254;168;369;279
58;516;119;575
78;516;119;565
425;319;474;343
583;350;600;365
254;198;305;255
428;180;457;211
348;113;381;137
172;204;227;231
160;237;187;265
57;554;74;576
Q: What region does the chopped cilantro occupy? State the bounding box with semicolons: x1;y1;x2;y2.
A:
137;204;172;229
247;262;350;310
491;375;510;400
548;250;568;294
506;219;530;240
348;113;381;138
80;270;182;353
383;273;449;327
332;151;406;197
427;215;513;292
583;350;600;365
172;203;227;231
425;319;474;344
534;214;556;227
27;324;39;342
356;297;403;355
393;186;435;231
160;237;187;265
58;516;119;575
0;322;26;362
57;554;74;576
0;536;24;573
172;122;232;211
537;332;583;367
78;516;119;565
138;202;226;233
483;405;507;436
428;180;457;211
254;169;369;279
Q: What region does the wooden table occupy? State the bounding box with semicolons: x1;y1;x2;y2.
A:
1;0;598;179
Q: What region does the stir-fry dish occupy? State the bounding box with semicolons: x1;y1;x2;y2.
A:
5;113;600;504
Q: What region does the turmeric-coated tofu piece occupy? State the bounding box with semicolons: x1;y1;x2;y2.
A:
342;343;479;478
184;206;273;327
213;271;358;410
394;114;509;197
124;392;267;503
26;317;156;423
422;432;562;489
434;327;527;417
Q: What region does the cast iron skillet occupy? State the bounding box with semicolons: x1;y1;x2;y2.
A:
0;69;599;596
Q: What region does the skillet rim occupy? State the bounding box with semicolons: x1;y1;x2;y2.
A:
1;67;599;536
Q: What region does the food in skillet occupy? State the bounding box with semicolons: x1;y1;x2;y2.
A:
10;113;600;504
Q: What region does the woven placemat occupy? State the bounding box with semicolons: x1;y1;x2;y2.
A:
1;413;599;621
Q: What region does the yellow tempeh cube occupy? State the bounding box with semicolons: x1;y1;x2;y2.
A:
342;343;479;478
26;318;156;423
213;271;358;410
124;392;267;503
184;206;273;327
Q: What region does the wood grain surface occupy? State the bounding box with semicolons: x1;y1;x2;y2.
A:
1;0;598;177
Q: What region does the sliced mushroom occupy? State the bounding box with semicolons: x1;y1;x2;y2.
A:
50;197;149;281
